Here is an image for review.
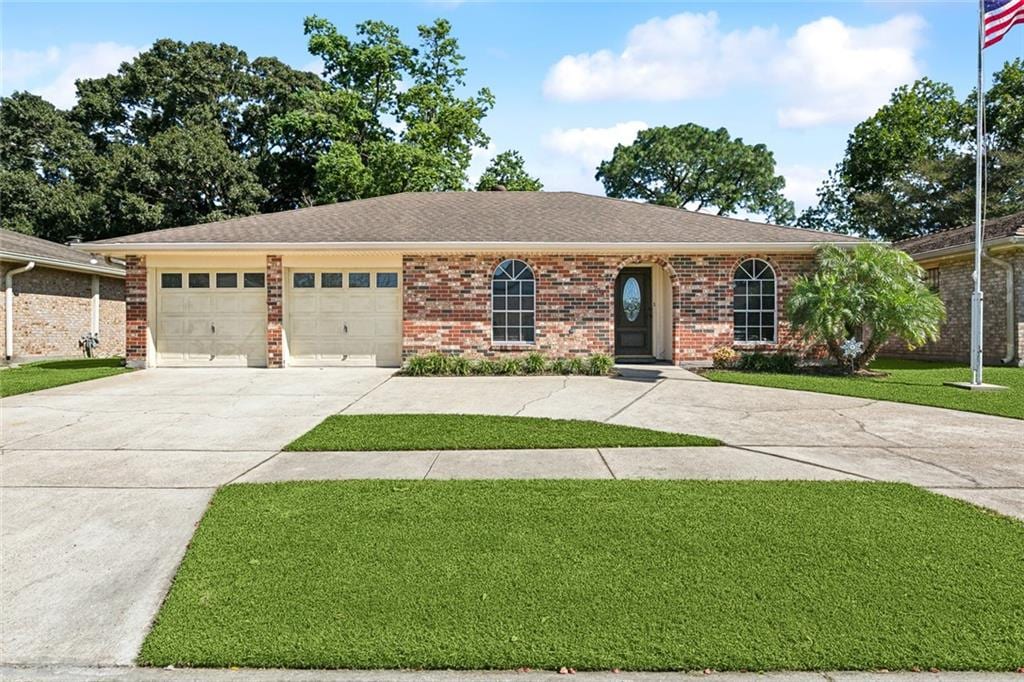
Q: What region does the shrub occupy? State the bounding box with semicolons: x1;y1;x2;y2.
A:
448;355;472;376
587;353;615;376
473;359;500;375
499;357;524;375
787;244;945;373
548;357;570;375
735;352;797;374
568;357;586;375
524;352;547;375
711;347;738;368
405;354;432;376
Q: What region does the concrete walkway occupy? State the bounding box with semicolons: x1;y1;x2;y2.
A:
1;367;1021;671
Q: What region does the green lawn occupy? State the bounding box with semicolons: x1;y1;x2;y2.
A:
140;480;1024;671
0;358;130;397
705;358;1023;420
285;413;720;451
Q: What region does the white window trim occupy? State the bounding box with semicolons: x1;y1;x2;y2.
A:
733;258;778;345
491;259;537;346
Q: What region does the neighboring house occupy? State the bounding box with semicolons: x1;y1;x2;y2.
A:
1;229;126;363
78;191;862;369
891;211;1024;366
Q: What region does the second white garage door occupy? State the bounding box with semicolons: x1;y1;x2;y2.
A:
286;269;402;367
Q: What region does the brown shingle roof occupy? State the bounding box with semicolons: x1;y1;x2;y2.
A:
86;192;864;247
1;229;124;274
896;211;1024;256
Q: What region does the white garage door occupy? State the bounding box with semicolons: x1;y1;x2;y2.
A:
286;269;402;367
156;270;267;367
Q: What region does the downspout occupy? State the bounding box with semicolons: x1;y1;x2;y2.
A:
5;261;36;361
983;250;1015;365
91;275;100;336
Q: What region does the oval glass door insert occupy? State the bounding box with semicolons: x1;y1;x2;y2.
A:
622;277;641;322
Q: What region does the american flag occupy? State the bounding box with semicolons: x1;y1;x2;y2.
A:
984;0;1023;47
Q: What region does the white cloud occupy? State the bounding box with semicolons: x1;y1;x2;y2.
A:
543;12;925;128
1;42;139;109
774;16;924;127
542;120;648;167
778;164;828;210
544;13;774;102
466;141;497;188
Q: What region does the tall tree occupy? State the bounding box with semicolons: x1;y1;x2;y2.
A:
0;92;105;240
595;124;795;224
799;59;1024;240
277;16;494;203
475;150;543;191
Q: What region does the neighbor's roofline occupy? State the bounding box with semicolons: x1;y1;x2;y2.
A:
904;235;1024;262
0;250;126;277
74;240;868;255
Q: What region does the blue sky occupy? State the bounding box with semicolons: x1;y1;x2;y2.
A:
2;1;1021;213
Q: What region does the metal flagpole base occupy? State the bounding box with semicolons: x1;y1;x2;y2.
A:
944;381;1008;391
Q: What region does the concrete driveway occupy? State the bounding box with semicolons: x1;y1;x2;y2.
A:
2;366;1022;670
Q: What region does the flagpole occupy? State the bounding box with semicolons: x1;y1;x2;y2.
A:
970;0;985;386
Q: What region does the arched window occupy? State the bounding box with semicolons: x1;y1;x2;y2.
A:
733;259;776;343
492;259;535;343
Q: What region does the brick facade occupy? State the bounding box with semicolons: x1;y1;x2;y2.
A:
124;255;148;367
266;255;284;368
0;263;125;361
883;250;1024;365
402;253;815;363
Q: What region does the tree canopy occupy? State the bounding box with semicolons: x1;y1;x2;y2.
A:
475;150;543;191
0;16;494;242
798;59;1024;240
595;124;795;224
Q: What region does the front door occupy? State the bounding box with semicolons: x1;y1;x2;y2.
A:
614;268;652;357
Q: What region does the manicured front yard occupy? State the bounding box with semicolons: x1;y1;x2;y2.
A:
706;358;1024;420
140;480;1024;671
0;358;130;398
285;414;720;450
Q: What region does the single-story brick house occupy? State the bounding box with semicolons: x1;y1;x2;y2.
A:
78;192;863;369
1;229;126;363
890;211;1024;366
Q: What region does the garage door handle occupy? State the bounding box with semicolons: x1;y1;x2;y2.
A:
211;323;216;334
343;323;348;334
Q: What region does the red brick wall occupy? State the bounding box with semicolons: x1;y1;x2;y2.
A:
402;253;815;363
124;255;148;367
0;264;125;361
266;255;283;368
883;250;1023;365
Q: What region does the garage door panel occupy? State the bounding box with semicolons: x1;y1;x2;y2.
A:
157;270;266;367
375;295;401;313
286;268;402;367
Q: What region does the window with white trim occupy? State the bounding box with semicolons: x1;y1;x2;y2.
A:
733;259;776;343
492;259;535;343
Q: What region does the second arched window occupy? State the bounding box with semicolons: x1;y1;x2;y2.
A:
733;259;776;343
492;259;535;343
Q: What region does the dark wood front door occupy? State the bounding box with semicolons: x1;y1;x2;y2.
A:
614;268;652;357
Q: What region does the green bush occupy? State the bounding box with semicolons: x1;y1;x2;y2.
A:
568;357;586;375
548;357;570;375
473;359;501;375
404;353;619;377
524;352;547;374
499;357;524;375
735;352;798;374
448;355;472;376
587;353;615;375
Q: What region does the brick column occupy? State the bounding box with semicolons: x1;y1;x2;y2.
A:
266;255;283;368
124;255;148;368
